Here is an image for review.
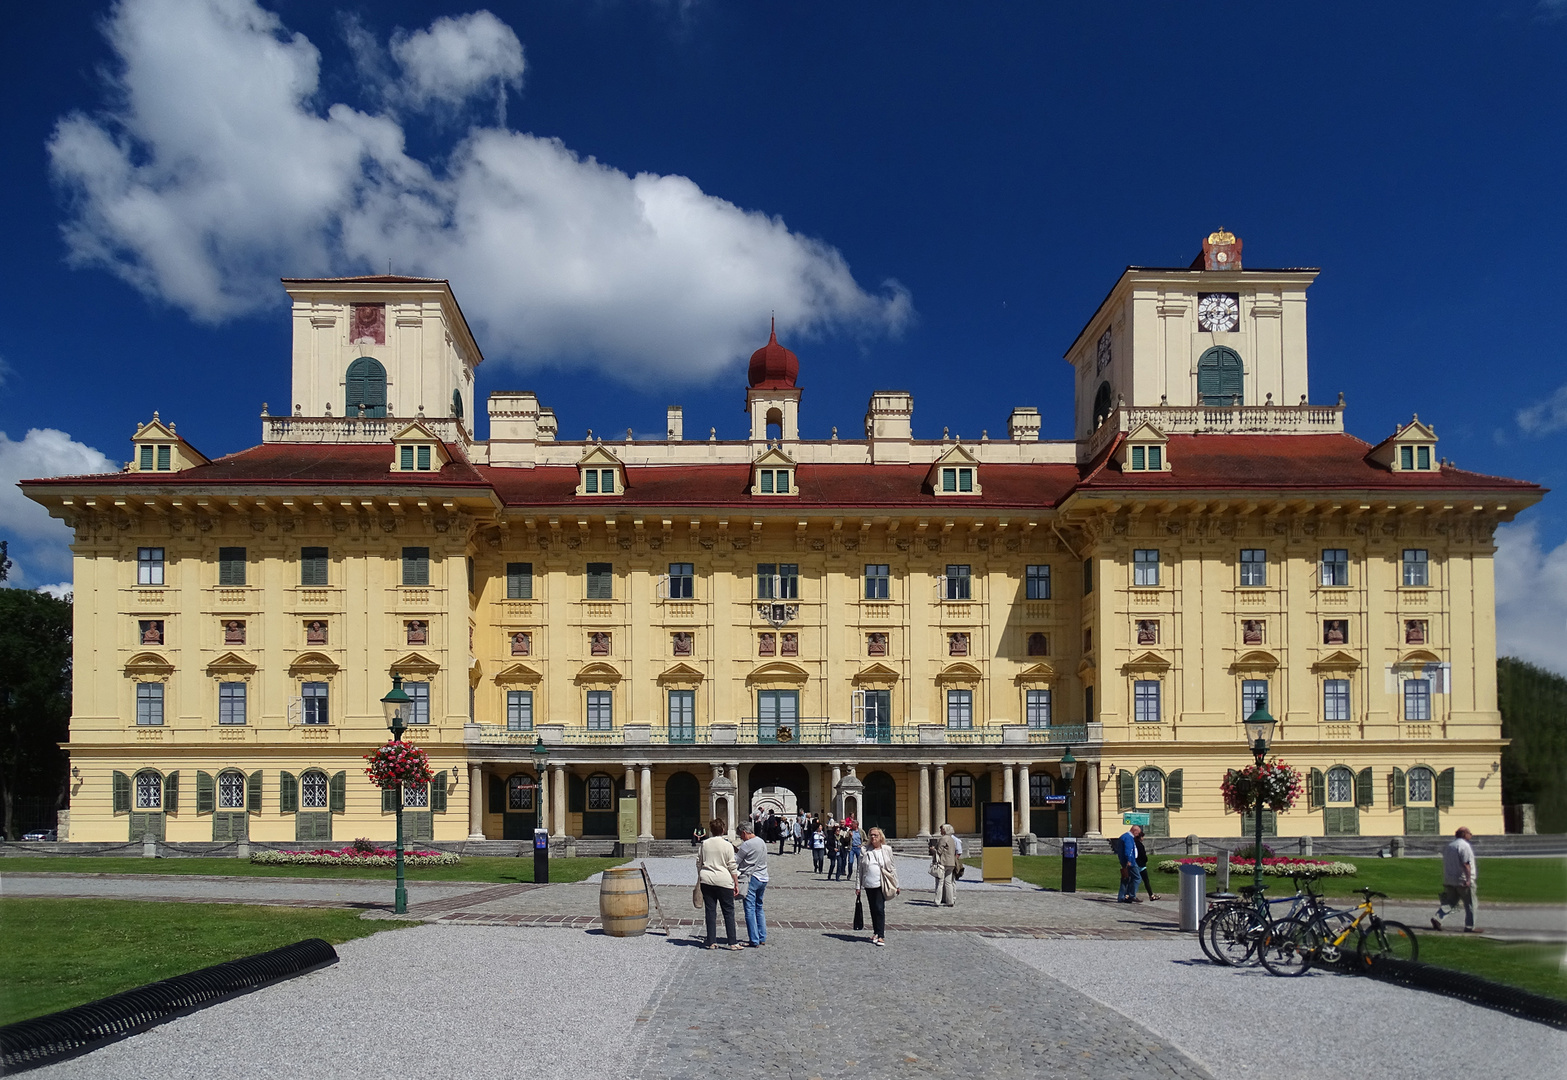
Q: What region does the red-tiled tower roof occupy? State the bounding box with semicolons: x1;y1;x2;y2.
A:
747;320;799;389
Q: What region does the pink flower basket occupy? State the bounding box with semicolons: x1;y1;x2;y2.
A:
363;739;434;789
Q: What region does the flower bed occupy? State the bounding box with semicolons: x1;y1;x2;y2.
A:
251;847;460;867
1155;855;1358;877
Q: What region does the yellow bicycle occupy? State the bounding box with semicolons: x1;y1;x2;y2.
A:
1260;885;1418;977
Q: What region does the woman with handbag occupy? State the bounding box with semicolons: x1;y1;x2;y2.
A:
856;826;898;946
695;817;742;950
934;823;961;907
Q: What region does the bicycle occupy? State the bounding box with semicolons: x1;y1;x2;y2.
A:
1202;874;1318;967
1259;886;1418;977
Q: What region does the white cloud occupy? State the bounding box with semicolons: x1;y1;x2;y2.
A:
0;428;117;587
34;583;74;600
1517;384;1567;436
1495;520;1567;677
49;0;909;384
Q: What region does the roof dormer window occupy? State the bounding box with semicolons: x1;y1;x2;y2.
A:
929;444;982;497
129;413;208;474
584;468;616;493
1115;420;1170;473
1129;446;1162;471
751;446;797;497
576;445;625;496
941;467;973;492
389;422;450;474
1368;415;1438;473
758;469;790;494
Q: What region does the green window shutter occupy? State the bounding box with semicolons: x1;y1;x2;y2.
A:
330;771;347;813
432;771;448;812
1146;808;1169;838
1390;767;1406;808
1307;768;1324;811
212;812;232;843
1324;806;1361;837
569;773;585;813
280;771;298;814
247;770;263;812
489;775;505;814
417;445;431;470
1116;770;1134;811
1355;767;1374;809
164;771;179;814
1436;767;1455;809
218;547;246;586
383;786;398;813
401;445;414;470
1404;806;1440;835
1165;769;1183;810
113;771;131;813
409;811;433;844
197;771;215;814
1240;810;1278;837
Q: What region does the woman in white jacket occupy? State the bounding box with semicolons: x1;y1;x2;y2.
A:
856;826;899;946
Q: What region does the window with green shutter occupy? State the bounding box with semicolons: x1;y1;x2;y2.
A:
300;547;329;586
1307;768;1325;811
330;771;347;813
1239;810;1278;837
212;811;248;842
1324;806;1360;836
382;786;398;813
1436;767;1455;809
586;563;613;599
432;772;448;812
345;357;387;417
128;811;165;842
1355;767;1374;809
403;547;431;586
217;547;246;586
1116;770;1134;811
1197;347;1244;406
247;770;263;812
1166;769;1183;810
1404;807;1441;835
1390;767;1406;808
113;771;131;813
417;445;431;470
140;445;154;470
280;771;298;813
1145;808;1170;838
401;445;414;470
489;775;506;814
296;812;333;843
197;771;215;814
156;444;171;470
164;771;180;813
506;562;533;599
406;811;434;844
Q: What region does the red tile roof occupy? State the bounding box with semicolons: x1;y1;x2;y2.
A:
23;443;490;490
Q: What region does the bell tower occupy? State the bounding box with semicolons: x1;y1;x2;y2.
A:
745;320;801;443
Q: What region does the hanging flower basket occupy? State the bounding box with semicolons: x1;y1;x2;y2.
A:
1220;759;1304;815
364;739;434;789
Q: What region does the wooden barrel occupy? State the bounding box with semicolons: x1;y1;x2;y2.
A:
598;867;650;937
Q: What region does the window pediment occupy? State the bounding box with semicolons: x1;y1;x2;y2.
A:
745;661;809;685
934;661;982;684
1014;661;1058;685
851;661;900;685
494;662;543;685
1312;650;1361;672
390;652;440;676
1367;416;1438;472
576;445;625;496
390;422;450;474
1231;649;1280;672
130;413;209;474
927;444;981;496
751;446;797;497
125;652;174;678
1115;422;1171;473
1399;649;1443;666
288;652;340;677
205;651;257;677
656;662;705;687
1121;650;1171;673
574;661;622;684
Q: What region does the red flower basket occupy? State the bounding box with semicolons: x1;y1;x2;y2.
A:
1220;758;1304;815
364;739;434;789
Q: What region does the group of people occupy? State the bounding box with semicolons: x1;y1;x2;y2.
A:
1113;823;1160;903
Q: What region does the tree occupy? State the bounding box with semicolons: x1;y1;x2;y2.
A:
0;540;11;581
0;589;72;839
1497;657;1567;834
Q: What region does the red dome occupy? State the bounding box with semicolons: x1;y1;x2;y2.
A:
747;320;799;389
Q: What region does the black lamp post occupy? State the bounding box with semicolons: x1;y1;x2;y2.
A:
1242;705;1277;890
1059;747;1077;838
531;736;551;883
1059;747;1079;894
380;674;413;914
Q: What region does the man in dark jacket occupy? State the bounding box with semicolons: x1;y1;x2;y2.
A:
1116;824;1143;903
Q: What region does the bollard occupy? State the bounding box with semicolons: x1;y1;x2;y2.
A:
1177;863;1207;931
142;831;158;859
534;828;550;884
1216;847;1231;893
565;836;577;858
1391;836;1405;858
1298;835;1313;858
236;840;250;860
1185;833;1200;856
1061;838;1078;893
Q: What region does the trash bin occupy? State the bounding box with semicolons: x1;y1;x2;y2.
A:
1177;863;1207;932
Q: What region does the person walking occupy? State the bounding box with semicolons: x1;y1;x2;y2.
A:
811;822;826;873
835;825;852;880
775;815;789;856
857;826;899;946
792;815;803;853
696;817;742;950
823;823;839;879
1133;829;1160;901
735;822;770;946
1116;824;1143;903
934;823;961;907
1431;826;1480;933
847;824;863;877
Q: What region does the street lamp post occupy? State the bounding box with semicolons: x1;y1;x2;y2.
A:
380;675;413;915
531;736;551;884
1059;747;1078;894
1242;705;1277;890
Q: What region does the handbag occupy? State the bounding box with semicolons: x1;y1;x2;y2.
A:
853;892;865;931
881;852;900;898
693;884;702;909
927;861;942;879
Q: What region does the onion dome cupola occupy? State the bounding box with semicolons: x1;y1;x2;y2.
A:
748;318;800;389
745;318;802;442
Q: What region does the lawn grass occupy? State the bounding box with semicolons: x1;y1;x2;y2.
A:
1400;935;1567;1002
0;855;623;884
1000;853;1567;904
0;898;410;1025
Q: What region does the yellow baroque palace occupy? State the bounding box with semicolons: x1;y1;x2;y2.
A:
24;232;1543;848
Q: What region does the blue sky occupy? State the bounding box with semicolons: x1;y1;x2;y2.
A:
3;0;1567;670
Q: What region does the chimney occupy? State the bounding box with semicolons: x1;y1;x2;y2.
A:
667;406;684;441
865;391;914;464
1007;407;1041;442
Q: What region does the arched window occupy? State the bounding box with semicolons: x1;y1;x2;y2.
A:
1407;766;1435;804
135;770;163;809
1093;382;1114;429
1136;767;1164;806
507;773;535;811
1197;347;1244;406
403;781;430;807
345;357;387;418
948;772;974;808
1326;766;1354;805
300;770;330;809
217;770;246;809
451;388;464;420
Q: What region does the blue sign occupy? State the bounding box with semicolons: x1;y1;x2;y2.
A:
1042;795;1068;805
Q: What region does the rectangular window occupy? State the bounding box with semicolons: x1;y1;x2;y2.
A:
948;773;973;807
136;683;164;726
942;467;957;492
599;469;615;493
1324;679;1351;722
140;445;153;470
1404;678;1431;721
1148;446;1162;470
1239;549;1267;587
405;681;430;725
667;563;694;599
756;564;798;599
156;444;171;470
1083;558;1093;594
587;774;614;810
1400;445;1414;470
1321;548;1349;587
1133;549;1160;587
864;564;890;600
1242;679;1269;719
1025;688;1051;728
506;690;533;731
1026;564;1051;600
586;562;614;599
760;470;774;493
137;547;165;586
774;470;789;493
301;682;329;725
1131;446;1145;470
1403;549;1429;587
402;547;430;587
1417;446;1431;470
862;688;891;741
586;690;614;731
401;445;414;470
300;547;328;586
945;564;971;601
1085;685;1095;722
218;682;247;725
1133;680;1161;723
958;468;973;492
217;547;246;587
584;469;598;493
757;688;799;740
668;690;696;741
506;562;533;599
416;445;431;470
946;689;973;730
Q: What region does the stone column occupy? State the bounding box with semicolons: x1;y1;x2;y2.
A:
624;765;636;798
468;764;485;840
1002;764;1016;834
639;763;654;841
726;763;739;831
830;764;842;819
1016;763;1030;836
552;762;568;838
917;764;931;837
1084;762;1101;838
934;764;946;829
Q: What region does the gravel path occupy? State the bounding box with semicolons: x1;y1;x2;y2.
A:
990;937;1567;1080
27;924;682;1080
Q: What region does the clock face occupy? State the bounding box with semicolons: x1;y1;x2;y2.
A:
1096;329;1112;373
1197;293;1240;333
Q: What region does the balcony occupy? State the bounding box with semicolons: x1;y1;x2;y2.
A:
1086;400;1346;460
463;721;1098;749
262;412;470;445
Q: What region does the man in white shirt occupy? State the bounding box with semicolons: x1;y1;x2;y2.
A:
735;822;771;946
1430;826;1479;933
